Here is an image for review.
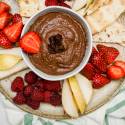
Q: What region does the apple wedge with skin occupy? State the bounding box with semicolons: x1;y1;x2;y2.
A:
68;77;86;114
75;73;93;105
62;79;79;118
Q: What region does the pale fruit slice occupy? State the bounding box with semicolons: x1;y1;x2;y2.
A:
75;73;93;104
62;80;79;118
0;54;22;71
68;77;86;114
72;0;86;11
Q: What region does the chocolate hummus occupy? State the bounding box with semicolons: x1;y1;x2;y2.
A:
29;12;86;75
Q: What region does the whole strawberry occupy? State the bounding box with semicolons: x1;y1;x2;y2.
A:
25;71;38;84
24;85;33;97
26;98;40;110
11;77;24;92
0;31;12;48
92;74;110;89
35;79;44;90
13;92;26;105
44;91;52;103
12;13;22;23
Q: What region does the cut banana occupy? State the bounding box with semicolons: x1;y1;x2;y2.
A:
68;77;86;114
0;54;22;71
62;80;79;118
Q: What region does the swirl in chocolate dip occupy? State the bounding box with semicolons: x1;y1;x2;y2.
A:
29;12;86;75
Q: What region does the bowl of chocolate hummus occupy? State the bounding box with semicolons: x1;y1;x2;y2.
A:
21;6;92;81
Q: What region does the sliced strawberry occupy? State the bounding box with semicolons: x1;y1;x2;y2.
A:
0;12;12;30
20;32;42;54
58;2;71;8
92;74;110;89
3;21;23;43
89;47;98;62
12;13;22;23
0;31;12;48
45;0;58;6
97;44;119;64
81;63;100;80
114;60;125;75
107;65;124;80
0;2;10;14
91;53;107;73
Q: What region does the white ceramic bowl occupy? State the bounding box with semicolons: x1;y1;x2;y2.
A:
21;6;93;81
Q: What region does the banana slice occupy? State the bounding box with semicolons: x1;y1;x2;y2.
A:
0;54;22;71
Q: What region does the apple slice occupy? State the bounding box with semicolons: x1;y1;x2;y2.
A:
75;73;93;104
62;80;79;118
72;0;86;11
0;54;22;71
68;77;86;114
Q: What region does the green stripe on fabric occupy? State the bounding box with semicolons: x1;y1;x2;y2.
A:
105;100;125;125
57;121;74;125
24;114;33;125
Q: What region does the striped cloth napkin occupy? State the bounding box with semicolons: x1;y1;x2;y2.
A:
0;80;125;125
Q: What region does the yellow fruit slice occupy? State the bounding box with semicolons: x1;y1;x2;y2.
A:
68;76;86;114
62;80;79;118
0;54;22;71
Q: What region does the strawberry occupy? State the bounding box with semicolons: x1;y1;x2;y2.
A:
50;92;62;106
13;92;26;105
11;77;24;92
59;2;71;8
81;63;100;80
107;65;124;80
0;31;12;48
114;61;125;75
26;98;40;110
35;79;44;90
24;71;38;84
24;85;33;97
92;74;110;89
45;0;58;6
12;13;22;23
0;12;12;30
0;2;10;14
97;44;119;64
43;80;61;92
3;21;23;43
91;53;107;72
20;32;42;54
89;47;98;62
31;88;44;102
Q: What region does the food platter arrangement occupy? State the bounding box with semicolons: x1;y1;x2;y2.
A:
0;0;125;120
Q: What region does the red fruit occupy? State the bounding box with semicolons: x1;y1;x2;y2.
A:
43;80;61;92
89;47;98;62
13;92;26;105
107;66;124;80
13;13;22;23
0;31;12;48
45;0;58;6
114;61;125;75
31;88;44;102
92;74;110;89
35;79;44;90
3;21;23;43
81;63;100;80
20;32;42;54
0;2;10;14
0;12;12;30
57;0;65;3
44;91;52;103
97;44;119;64
91;53;107;72
11;77;24;92
24;71;38;84
24;85;33;97
26;98;40;110
59;2;71;8
50;92;62;106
